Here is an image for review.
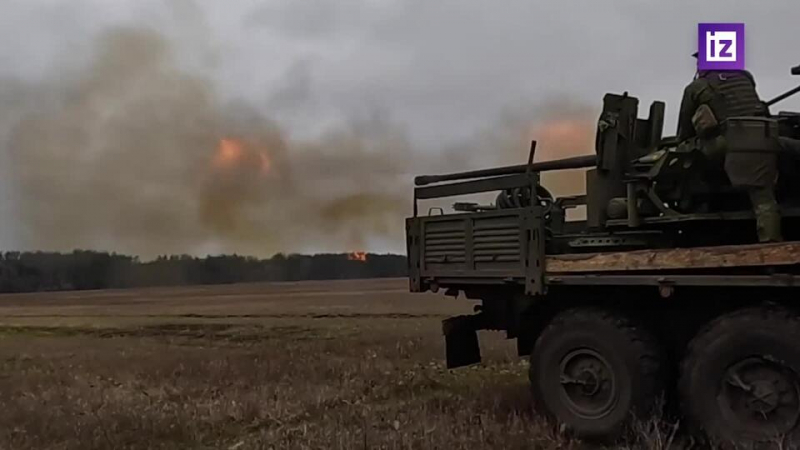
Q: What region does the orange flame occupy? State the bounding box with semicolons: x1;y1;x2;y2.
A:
214;138;245;168
347;251;367;262
212;138;272;176
530;118;595;160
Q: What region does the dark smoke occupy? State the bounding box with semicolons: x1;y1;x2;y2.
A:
1;27;597;258
447;99;597;197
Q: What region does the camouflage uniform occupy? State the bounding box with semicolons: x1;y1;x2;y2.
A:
676;68;782;243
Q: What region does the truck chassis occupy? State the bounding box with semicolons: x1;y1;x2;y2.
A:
406;87;800;445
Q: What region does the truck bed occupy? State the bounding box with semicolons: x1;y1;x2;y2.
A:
547;241;800;273
406;209;800;294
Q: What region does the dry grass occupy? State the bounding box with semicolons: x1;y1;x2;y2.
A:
0;279;685;449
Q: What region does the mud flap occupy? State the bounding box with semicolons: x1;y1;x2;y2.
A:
442;315;482;369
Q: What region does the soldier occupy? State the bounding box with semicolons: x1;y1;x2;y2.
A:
676;52;783;243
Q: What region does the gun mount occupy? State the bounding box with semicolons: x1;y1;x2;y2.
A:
412;87;800;252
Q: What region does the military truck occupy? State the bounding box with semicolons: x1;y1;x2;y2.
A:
405;65;800;446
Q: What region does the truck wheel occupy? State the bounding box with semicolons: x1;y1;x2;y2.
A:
679;307;800;446
529;308;663;441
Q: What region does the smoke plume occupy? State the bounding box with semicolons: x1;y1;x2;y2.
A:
1;27;597;258
447;99;596;198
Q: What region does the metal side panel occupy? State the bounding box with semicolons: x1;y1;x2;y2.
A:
419;209;529;279
422;217;469;272
472;214;523;271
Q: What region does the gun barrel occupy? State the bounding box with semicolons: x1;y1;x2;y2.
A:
767;84;800;107
414;154;597;186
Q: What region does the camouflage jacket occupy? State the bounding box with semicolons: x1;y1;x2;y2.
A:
676;70;762;141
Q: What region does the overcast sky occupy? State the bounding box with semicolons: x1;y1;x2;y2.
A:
0;0;799;257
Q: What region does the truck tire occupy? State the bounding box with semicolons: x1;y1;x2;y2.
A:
679;307;800;446
529;308;664;441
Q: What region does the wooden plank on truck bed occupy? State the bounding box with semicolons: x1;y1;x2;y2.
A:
546;241;800;273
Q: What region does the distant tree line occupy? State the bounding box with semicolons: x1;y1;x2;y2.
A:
0;251;408;293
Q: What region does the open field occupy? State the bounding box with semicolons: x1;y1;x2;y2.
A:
0;279;677;450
